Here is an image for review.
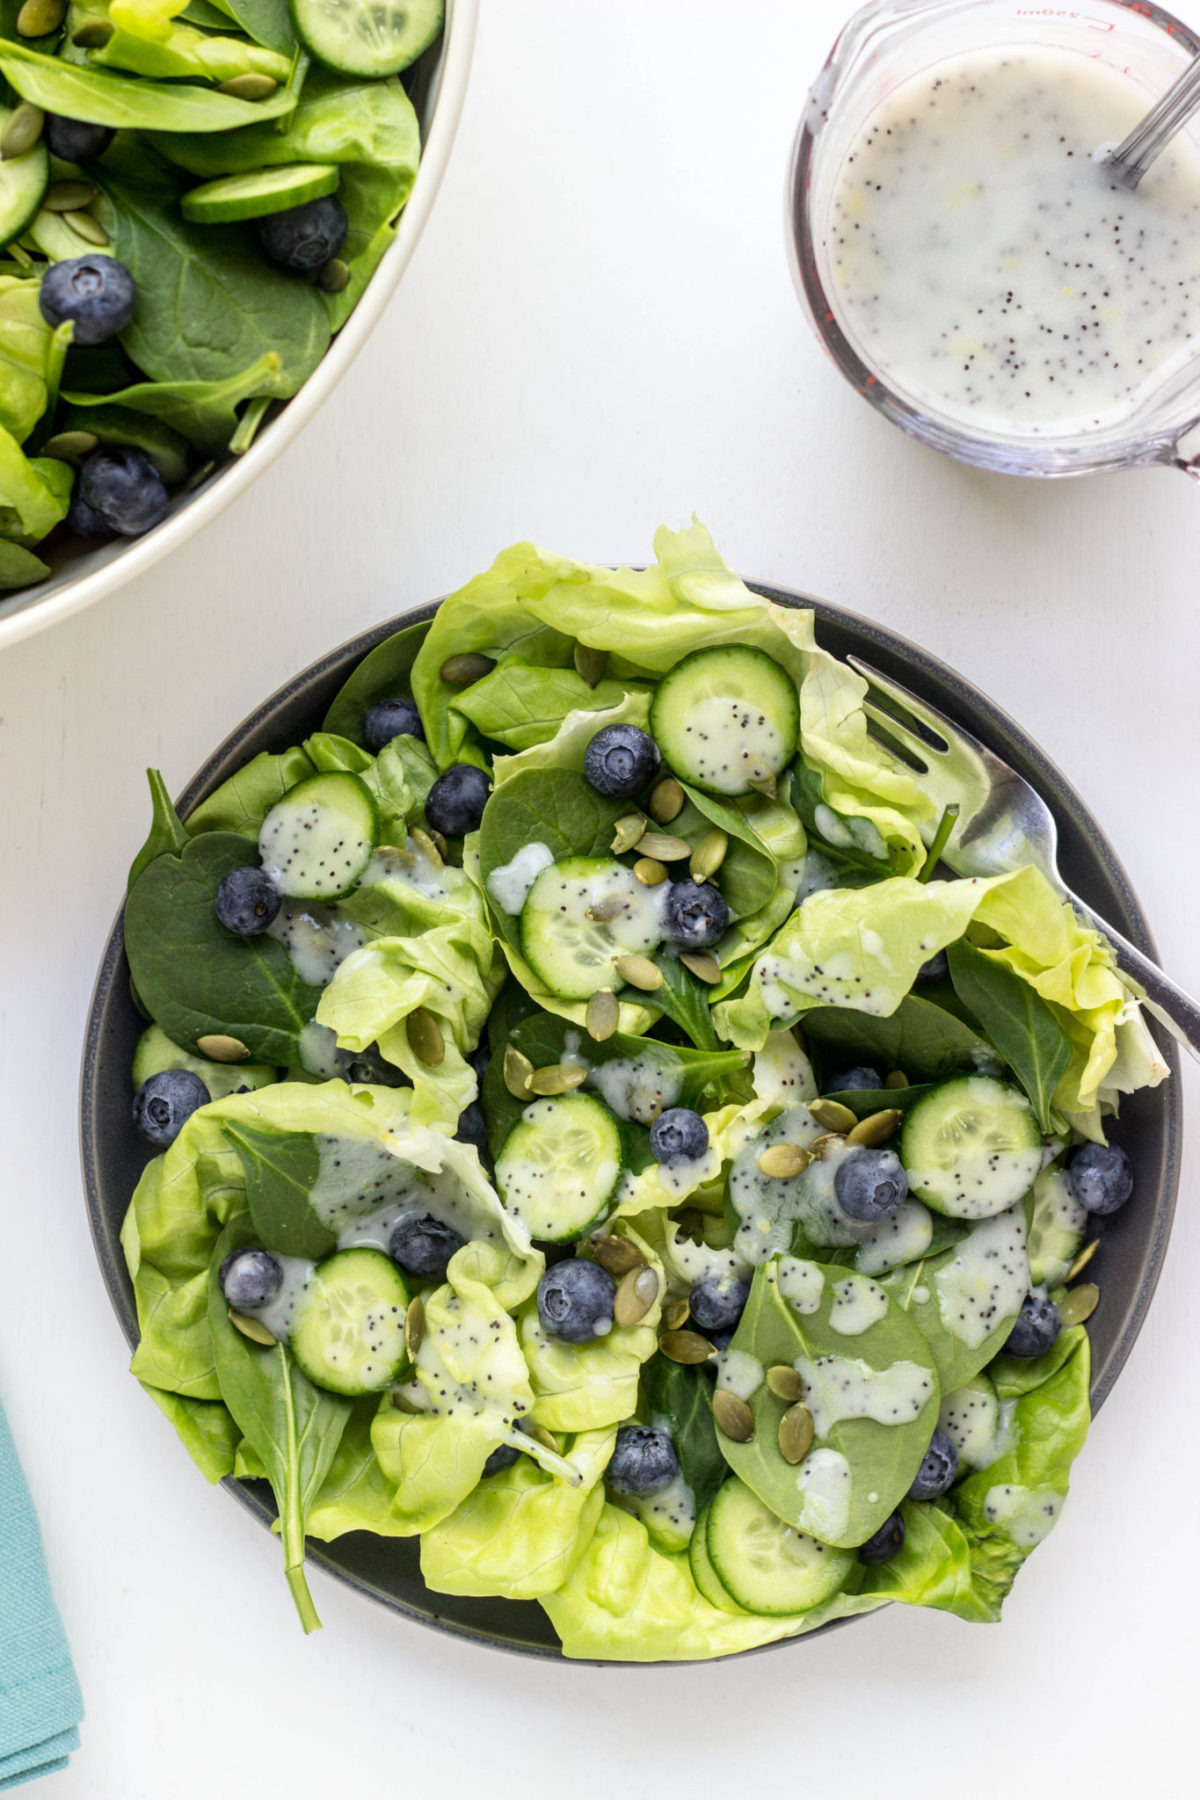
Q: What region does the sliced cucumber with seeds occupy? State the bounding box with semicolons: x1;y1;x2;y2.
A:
289;1248;409;1396
60;404;190;487
649;645;799;798
901;1076;1042;1220
290;0;443;78
495;1092;625;1241
688;1501;747;1613
131;1023;276;1099
0;108;48;249
182;164;340;225
520;856;664;1001
707;1477;854;1616
258;770;378;901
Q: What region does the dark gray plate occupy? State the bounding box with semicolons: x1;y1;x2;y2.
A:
80;583;1180;1660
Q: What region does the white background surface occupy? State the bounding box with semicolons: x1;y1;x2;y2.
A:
1;2;1197;1794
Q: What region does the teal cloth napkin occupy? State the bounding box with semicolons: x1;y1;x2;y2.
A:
0;1402;82;1789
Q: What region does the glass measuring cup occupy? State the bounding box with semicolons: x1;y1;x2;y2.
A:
788;0;1200;478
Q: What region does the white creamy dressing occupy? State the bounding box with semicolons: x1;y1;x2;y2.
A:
307;1134;496;1255
780;850;840;906
365;841;449;902
634;1468;697;1546
752;1030;818;1110
854;1199;934;1275
253;1254;315;1342
934;1205;1029;1348
268;899;366;987
485;841;555;915
297;1018;345;1078
983;1483;1064;1547
671;696;788;795
828;1274;889;1336
938;1381;1018;1471
793;1352;934;1437
715;1347;764;1402
756;938;891;1019
826;48;1200;440
793;1447;852;1542
586;1046;684;1126
530;861;668;967
776;1255;825;1316
664;1225;751;1291
730;1108;867;1264
812;804;887;860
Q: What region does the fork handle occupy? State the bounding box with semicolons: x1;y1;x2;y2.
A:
1066;892;1200;1063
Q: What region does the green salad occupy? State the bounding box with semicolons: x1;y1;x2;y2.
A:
0;0;441;589
118;522;1167;1658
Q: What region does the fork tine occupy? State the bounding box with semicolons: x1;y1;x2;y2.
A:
859;699;933;773
847;657;957;753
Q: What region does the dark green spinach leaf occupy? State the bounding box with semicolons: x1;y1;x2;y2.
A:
225;1123;336;1260
477;768;628;952
641;1358;725;1513
322;619;432;743
653;955;718;1051
802;994;994;1083
677;782;777;921
947;940;1071;1132
128;768;189;894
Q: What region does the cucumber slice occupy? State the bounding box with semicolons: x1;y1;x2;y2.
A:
258;771;378;901
290;0;443;78
0;109;48;250
289;1247;409;1396
689;1500;747;1613
60;404;190;487
649;646;799;798
495;1093;625;1241
1027;1164;1087;1286
707;1477;854;1616
182;164;340;225
520;856;664;1001
131;1023;276;1099
901;1076;1042;1219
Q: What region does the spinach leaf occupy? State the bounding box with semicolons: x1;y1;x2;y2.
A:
63;352;291;457
183;745;314;839
653;955;718;1051
210;0;296;54
209;1220;351;1632
821;1084;934;1117
477;768;629;952
318;160;413;332
801;994;994;1083
879;1206;1027;1391
0;540;49;591
677;783;776;921
128;768;189;894
124;832;323;1063
452;662;639;752
0;40;300;129
641;1358;725;1513
322;619;431;743
947;939;1071;1132
225;1123;336;1260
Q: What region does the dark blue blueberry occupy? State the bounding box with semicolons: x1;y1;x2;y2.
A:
40;256;137;346
708;1329;735;1352
916;950;949;984
649;1106;708;1166
536;1258;616;1343
1004;1291;1061;1358
79;446;169;537
606;1424;679;1498
481;1442;521;1478
834;1146;908;1222
132;1069;209;1146
455;1099;488;1153
219;1246;283;1310
65;486;116;541
908;1427;959;1500
662;878;729;949
689;1274;750;1336
583;724;660;798
363;697;424;752
337;1043;409;1087
1067;1141;1133;1216
828;1065;883;1093
425;763;491;837
471;1039;491;1084
858;1510;905;1564
257;195;348;271
388;1213;466;1281
214;866;280;936
42;114;115;163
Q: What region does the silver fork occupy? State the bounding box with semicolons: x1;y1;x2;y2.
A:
848;657;1200;1061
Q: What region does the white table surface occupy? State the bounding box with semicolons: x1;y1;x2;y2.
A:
2;2;1197;1794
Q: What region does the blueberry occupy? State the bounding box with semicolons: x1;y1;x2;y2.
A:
425;763;491;837
606;1424;679;1498
662;879;729;949
219;1246;283;1310
337;1043;409;1087
66;487;117;541
388;1213;466;1282
649;1106;708;1165
1004;1291;1061;1358
916;950;948;983
828;1065;883;1093
455;1099;488;1153
689;1274;750;1336
79;447;169;537
834;1146;908;1222
908;1427;958;1500
363;697;424;752
40;256;137;346
42;114;114;163
583;724;660;798
257;195;348;272
132;1069;209;1147
471;1040;491;1084
536;1258;616;1343
482;1442;521;1478
1067;1141;1133;1216
858;1510;905;1564
214;866;280;936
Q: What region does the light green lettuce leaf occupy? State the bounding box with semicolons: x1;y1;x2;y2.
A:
140;1382;240;1483
303;1399;408;1541
492;690;652;785
518;1227;664;1431
0;276;59;444
0;428;71;544
304;731;436;841
452;661;649;753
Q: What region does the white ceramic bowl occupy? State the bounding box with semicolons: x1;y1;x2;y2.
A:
0;0;478;651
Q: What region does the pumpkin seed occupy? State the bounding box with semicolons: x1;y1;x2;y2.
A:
659;1328;715;1365
1065;1239;1099;1282
648;777;685;824
427;828;448;858
810;1098;859;1133
71;19;113;47
633;856;667;886
746;772;778;799
217;72;279;100
689;830;728;882
883;1070;910;1090
528;1060;587;1096
778;1402;815;1465
390;1388;425;1414
17;0;64;35
636;830;691;862
585;987;619;1042
407;1007;445;1068
39;430;98;464
662;1298;690;1331
680;950;721;984
614;1265;659;1328
317;257;350;294
228;1308;277;1347
1058;1282;1099;1327
63;210;108;246
586;892;624;923
439;651;495;686
503;1046;534;1098
405;1295;425;1357
527;1423;560;1453
808;1133;845;1161
0;103;43;159
846;1108;902;1149
613;953;663;992
196;1033;251;1062
409;826;443;869
610;813;647;855
712;1388;755;1443
756;1142;812;1179
573;642;607;688
592;1235;645;1277
43;180;97;214
766;1364;805;1404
